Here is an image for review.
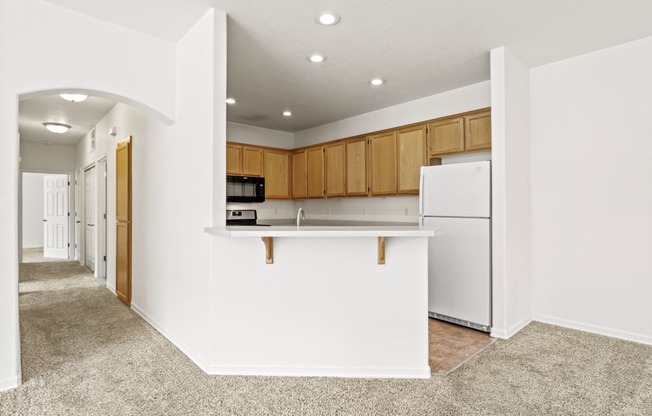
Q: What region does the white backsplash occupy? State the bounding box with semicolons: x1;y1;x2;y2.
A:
227;196;419;222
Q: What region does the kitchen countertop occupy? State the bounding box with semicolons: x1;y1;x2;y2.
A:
204;225;434;238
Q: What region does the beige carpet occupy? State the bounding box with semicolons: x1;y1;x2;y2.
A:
22;248;69;263
1;262;651;415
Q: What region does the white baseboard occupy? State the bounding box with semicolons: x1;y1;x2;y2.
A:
0;375;20;392
130;302;209;372
534;314;652;346
209;364;431;379
491;316;532;339
105;284;116;295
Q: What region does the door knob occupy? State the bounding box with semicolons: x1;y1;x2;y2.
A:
43;219;47;222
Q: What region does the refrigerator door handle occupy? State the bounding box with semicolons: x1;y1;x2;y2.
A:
419;166;425;217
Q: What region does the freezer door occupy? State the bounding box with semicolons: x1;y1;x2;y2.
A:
425;217;491;328
420;161;490;218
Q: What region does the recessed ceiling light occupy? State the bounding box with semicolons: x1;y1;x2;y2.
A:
226;97;236;104
43;122;71;134
309;54;326;63
316;11;340;26
283;111;292;117
370;78;385;86
60;94;88;103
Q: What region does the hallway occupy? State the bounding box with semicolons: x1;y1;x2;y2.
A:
2;262;651;415
8;261;210;415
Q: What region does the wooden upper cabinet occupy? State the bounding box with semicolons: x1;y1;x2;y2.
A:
226;143;243;175
368;131;397;195
242;146;264;177
428;117;464;157
264;149;290;199
291;150;307;199
324;142;346;197
306;146;324;198
397;124;427;194
346;137;368;196
464;110;492;152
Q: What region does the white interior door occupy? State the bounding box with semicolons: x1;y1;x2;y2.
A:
43;174;69;259
97;159;108;280
85;166;96;272
74;170;81;261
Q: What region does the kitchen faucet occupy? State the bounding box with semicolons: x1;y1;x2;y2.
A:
296;207;305;227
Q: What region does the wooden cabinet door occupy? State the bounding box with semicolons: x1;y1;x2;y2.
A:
306;146;324;198
324;142;346;197
397;124;427;194
116;137;132;307
264;149;290;199
346;137;368;196
226;143;242;175
428;117;464;157
368;132;397;195
464;110;492;151
242;146;264;177
292;150;307;199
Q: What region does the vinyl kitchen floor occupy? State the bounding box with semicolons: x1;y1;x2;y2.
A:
428;318;494;374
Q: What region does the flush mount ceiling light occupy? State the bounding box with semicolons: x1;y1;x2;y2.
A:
282;111;292;117
308;54;326;63
370;78;386;86
43;122;71;134
316;11;341;26
226;97;236;104
59;93;88;103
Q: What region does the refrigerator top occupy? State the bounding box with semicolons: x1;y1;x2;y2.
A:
420;161;491;218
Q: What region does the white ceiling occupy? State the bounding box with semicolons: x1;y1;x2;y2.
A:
19;95;116;146
43;0;652;132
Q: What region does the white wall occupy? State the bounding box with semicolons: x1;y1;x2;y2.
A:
530;36;652;344
227;122;294;149
490;47;532;339
20;142;76;173
128;9;217;370
22;173;45;248
0;0;176;391
294;81;490;146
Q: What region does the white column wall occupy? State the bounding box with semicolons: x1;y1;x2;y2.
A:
530;36;652;344
490;47;532;339
0;0;176;392
128;9;218;369
21;173;45;248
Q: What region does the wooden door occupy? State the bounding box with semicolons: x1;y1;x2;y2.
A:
427;117;464;157
242;146;264;177
346;137;368;196
306;146;324;198
226;143;242;175
464;110;492;151
116;137;132;307
368;132;397;195
397;124;427;194
264;149;291;199
43;174;69;259
84;166;96;271
324;142;346;197
292;150;307;199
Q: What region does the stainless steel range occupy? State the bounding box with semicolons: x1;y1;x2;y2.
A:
226;210;269;226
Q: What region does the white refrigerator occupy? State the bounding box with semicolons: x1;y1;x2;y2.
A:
419;161;491;332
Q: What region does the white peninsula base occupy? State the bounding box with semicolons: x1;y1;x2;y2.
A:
205;226;433;379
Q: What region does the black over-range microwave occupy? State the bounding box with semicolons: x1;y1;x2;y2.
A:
226;175;265;203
